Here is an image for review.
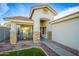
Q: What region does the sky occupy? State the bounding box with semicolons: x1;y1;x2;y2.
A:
0;3;79;24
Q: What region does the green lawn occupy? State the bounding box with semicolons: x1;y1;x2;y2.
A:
0;48;46;56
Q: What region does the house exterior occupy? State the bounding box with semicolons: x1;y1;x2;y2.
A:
3;5;79;51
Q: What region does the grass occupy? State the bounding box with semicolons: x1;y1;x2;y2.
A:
0;48;46;56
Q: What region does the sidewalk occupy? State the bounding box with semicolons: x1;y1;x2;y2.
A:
41;43;59;56
41;40;76;56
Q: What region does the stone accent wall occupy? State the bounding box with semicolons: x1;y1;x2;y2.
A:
10;31;17;44
33;32;40;43
48;31;52;40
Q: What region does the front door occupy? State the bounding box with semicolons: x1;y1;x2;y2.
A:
40;27;46;39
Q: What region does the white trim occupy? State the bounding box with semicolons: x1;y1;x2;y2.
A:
5;19;33;25
50;12;79;24
6;19;33;23
39;47;49;56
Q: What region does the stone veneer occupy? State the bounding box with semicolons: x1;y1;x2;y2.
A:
33;32;40;43
10;31;17;44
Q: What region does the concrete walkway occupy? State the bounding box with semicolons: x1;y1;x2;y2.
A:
41;39;76;56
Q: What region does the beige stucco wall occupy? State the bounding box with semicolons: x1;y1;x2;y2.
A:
52;17;79;50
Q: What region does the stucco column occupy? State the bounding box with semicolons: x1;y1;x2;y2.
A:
10;23;17;44
33;18;40;43
47;23;52;41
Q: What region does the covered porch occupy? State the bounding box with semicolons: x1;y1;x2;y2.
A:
4;16;33;44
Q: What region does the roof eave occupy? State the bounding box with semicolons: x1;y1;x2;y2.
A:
50;12;79;24
30;4;57;19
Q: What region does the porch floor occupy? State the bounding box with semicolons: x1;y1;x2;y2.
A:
0;41;34;52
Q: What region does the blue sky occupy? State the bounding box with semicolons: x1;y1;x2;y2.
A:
0;3;79;23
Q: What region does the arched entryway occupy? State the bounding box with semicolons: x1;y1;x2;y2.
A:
40;18;52;41
40;18;47;40
31;5;57;44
